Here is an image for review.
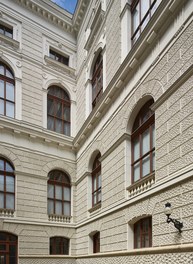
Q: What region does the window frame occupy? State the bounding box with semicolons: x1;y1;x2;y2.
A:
134;217;152;248
131;99;155;184
47;170;71;217
47;86;71;136
92;154;101;207
0;158;15;210
92;53;103;109
0;62;15;118
93;232;100;253
50;236;69;255
131;0;161;45
0;24;13;39
0;232;18;264
49;49;69;66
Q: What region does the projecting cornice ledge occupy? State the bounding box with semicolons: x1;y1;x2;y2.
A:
15;0;74;33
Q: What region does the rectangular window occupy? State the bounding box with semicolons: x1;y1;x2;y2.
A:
0;24;13;39
49;49;69;66
131;0;162;44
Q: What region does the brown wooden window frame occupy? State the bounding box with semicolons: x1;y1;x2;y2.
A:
92;53;103;109
47;86;71;136
131;0;161;45
0;24;13;39
49;49;69;66
0;232;18;264
0;62;15;118
47;170;71;217
0;158;15;210
131;99;155;183
93;232;100;253
50;236;69;255
92;154;101;207
134;217;152;248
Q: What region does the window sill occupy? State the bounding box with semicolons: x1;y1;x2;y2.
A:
88;203;101;213
127;172;155;198
48;214;71;223
0;208;14;217
0;34;19;49
44;56;75;77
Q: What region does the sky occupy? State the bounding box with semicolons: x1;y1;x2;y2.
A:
51;0;78;14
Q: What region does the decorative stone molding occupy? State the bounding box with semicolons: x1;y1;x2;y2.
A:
48;214;71;223
127;173;155;198
0;209;14;217
0;33;20;49
44;55;75;77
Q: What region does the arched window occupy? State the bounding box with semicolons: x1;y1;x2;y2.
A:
134;217;152;248
92;153;101;207
50;236;69;255
0;62;15;118
92;52;103;109
0;158;15;210
47;170;71;216
131;99;155;183
47;86;70;136
0;232;18;263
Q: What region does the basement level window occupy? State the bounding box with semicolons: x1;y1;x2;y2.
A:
0;24;13;38
49;49;69;66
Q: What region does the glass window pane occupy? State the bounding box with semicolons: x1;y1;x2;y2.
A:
6;176;14;192
63;107;70;121
55;185;62;200
141;15;150;31
6;101;14;118
6;83;14;101
6;194;14;209
0;99;4;115
142;129;150;155
142;155;150;177
141;0;149;19
48;200;54;214
98;190;101;202
47;98;54;115
55;201;62;215
0;80;4;98
93;193;97;205
0;160;4;170
134;162;140;182
47;116;54;131
134;138;140;161
133;3;139;32
63;203;70;216
0;193;4;208
152;151;155;171
0;175;4;191
56;102;62;118
98;174;101;188
6;68;14;79
0;65;4;75
64;187;70;201
48;184;54;198
93;177;97;190
5;162;13;172
64;123;70;136
55;119;62;133
152;124;155;148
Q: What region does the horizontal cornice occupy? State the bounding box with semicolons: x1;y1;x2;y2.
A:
14;0;89;34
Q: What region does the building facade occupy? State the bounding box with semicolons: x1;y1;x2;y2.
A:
0;0;193;263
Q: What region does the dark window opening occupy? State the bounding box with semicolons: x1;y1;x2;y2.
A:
92;153;101;207
49;49;69;66
50;237;69;255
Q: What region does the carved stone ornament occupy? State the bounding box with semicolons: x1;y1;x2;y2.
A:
0;11;3;17
58;43;63;49
16;61;22;68
42;73;48;79
0;51;3;57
